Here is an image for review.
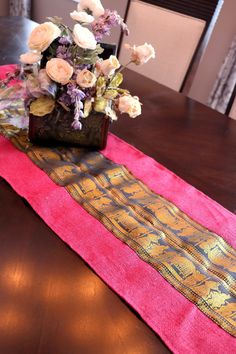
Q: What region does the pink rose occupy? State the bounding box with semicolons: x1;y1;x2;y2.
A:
126;43;155;65
98;55;120;77
118;95;142;118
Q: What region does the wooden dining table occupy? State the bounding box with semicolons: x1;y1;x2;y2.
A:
0;17;235;354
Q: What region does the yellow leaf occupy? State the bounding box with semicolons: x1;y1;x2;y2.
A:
110;73;123;88
30;96;55;117
84;99;93;118
94;98;108;113
96;76;106;97
104;89;118;100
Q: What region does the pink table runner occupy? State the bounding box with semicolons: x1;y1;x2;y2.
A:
0;65;236;353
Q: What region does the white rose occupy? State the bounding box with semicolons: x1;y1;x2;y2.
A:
76;69;96;88
73;24;97;50
46;58;73;85
127;43;155;65
118;95;142;118
98;55;120;76
70;10;94;23
77;0;105;18
19;52;42;64
28;22;61;52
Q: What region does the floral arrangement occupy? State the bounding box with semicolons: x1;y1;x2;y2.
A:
18;0;155;130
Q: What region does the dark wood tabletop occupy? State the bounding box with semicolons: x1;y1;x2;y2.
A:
0;16;235;354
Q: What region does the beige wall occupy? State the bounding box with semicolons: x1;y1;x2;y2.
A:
0;0;9;16
32;0;128;45
188;0;236;105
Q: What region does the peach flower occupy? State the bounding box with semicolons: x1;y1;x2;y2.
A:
76;69;97;88
19;52;42;64
46;58;73;85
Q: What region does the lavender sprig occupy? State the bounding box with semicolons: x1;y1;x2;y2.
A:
58;36;72;45
72;97;84;130
65;83;86;130
56;45;73;65
91;9;129;41
67;83;86;104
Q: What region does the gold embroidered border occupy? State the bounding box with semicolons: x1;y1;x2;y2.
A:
3;129;236;337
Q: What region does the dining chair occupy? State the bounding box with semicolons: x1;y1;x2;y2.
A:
228;85;236;120
118;0;223;93
229;101;236;120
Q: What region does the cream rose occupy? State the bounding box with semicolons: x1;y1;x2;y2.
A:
99;55;120;76
127;43;155;65
28;22;61;52
118;95;142;118
77;0;104;18
19;52;42;64
46;58;73;85
76;69;96;88
73;24;97;50
70;10;94;23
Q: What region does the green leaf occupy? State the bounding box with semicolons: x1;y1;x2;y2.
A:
47;16;63;25
110;73;123;88
96;44;104;55
74;45;104;65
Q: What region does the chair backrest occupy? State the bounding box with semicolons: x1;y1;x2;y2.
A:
229;99;236;120
228;85;236;120
119;0;220;92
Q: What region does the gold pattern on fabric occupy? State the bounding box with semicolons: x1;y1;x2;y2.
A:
0;86;27;137
0;119;236;336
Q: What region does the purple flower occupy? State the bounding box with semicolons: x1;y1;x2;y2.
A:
92;9;125;41
67;83;86;104
71;119;82;130
72;97;84;130
59;36;72;45
59;92;72;106
65;83;86;130
120;21;129;36
56;45;73;64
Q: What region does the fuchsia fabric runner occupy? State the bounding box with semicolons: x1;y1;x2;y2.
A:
0;65;236;353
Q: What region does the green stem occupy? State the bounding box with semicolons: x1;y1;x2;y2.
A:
107;60;133;90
